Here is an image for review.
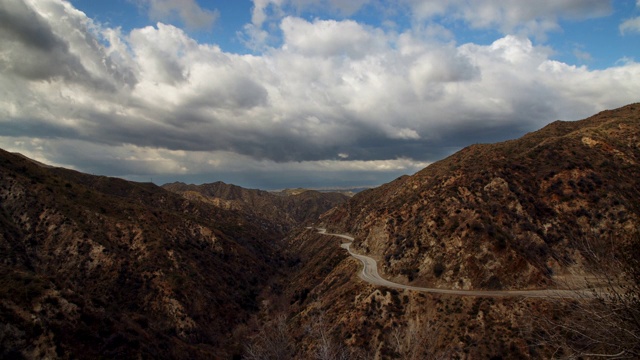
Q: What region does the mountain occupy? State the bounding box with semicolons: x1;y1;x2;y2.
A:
254;103;640;359
2;103;639;359
273;187;370;197
322;103;640;290
0;149;282;359
162;181;350;234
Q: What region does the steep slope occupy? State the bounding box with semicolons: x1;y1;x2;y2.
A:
322;103;640;290
255;227;559;359
254;104;640;359
163;181;349;233
0;149;280;359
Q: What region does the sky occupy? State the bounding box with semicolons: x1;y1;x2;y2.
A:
1;0;639;190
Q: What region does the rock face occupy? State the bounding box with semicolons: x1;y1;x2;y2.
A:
321;103;640;290
0;149;281;359
163;181;350;234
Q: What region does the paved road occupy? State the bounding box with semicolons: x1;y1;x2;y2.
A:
316;228;595;298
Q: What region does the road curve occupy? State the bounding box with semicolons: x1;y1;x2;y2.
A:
315;228;595;299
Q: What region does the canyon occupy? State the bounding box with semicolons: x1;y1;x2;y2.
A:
1;103;639;359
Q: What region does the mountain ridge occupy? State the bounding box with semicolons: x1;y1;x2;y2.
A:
254;103;640;359
320;103;640;290
0;149;283;359
1;103;639;359
162;181;350;234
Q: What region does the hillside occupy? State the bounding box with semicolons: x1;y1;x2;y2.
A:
162;181;350;234
0;149;281;359
2;104;639;359
321;103;640;290
254;103;640;359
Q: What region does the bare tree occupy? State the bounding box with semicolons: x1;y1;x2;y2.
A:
244;314;293;360
307;311;350;360
391;317;451;360
530;236;640;358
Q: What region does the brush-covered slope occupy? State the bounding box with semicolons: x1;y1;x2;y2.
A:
249;104;640;359
163;181;350;233
322;103;640;290
0;149;281;359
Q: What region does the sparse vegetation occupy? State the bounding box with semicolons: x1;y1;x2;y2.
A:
2;104;640;358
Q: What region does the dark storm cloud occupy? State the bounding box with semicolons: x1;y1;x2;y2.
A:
0;0;134;92
0;0;88;82
0;0;61;51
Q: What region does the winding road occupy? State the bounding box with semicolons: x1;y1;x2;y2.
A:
316;228;596;298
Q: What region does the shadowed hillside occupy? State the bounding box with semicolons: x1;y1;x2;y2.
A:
163;181;350;234
2;104;639;359
0;149;281;359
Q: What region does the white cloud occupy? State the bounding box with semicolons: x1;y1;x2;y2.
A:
251;0;612;38
239;23;271;51
258;0;371;19
1;0;639;189
251;0;284;27
388;127;421;140
402;0;612;35
573;47;592;62
138;0;219;30
280;17;387;58
620;16;640;35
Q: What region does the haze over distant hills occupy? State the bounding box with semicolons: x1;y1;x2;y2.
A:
1;103;639;359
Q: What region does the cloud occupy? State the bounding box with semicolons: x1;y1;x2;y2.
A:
280;17;387;58
0;0;117;88
249;0;612;39
253;0;370;22
620;17;640;35
573;50;592;62
138;0;219;30
1;1;639;189
403;0;612;30
1;136;428;188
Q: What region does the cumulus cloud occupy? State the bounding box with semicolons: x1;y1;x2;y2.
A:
0;0;124;89
448;0;611;32
280;17;388;58
404;0;612;33
620;17;640;35
253;0;370;23
249;0;612;38
0;0;639;189
573;46;592;62
138;0;219;30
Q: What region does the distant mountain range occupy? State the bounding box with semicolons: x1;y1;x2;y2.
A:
162;181;350;234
